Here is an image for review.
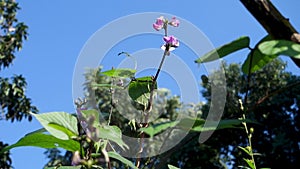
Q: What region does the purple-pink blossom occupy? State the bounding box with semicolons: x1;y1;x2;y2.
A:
163;35;179;47
169;17;180;27
153;16;165;31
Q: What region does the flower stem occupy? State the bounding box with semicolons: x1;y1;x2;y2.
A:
136;45;170;168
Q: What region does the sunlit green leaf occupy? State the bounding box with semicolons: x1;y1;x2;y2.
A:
108;151;138;169
98;125;128;150
102;68;136;78
45;166;82;169
259;39;300;59
238;146;252;156
0;132;80;154
91;83;123;89
139;120;179;138
177;118;258;132
195;36;250;63
243;158;255;169
32;112;78;140
168;164;180;169
242;35;278;74
128;76;157;108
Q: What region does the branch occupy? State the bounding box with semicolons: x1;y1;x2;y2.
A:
240;0;300;68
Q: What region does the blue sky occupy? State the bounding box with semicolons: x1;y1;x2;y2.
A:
1;1;300;168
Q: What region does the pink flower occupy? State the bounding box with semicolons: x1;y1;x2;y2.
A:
163;35;179;47
169;17;180;27
153;16;165;31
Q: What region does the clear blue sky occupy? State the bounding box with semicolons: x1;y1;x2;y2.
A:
1;1;300;169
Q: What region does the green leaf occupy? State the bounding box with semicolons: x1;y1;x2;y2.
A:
177;117;205;131
200;119;258;132
178;118;258;132
99;125;128;150
92;83;123;89
168;164;180;169
108;151;138;169
238;146;252;156
45;166;82;169
259;39;300;59
195;36;250;63
32;112;78;140
128;76;157;108
102;68;136;78
242;35;278;74
0;132;80;154
243;158;255;169
79;110;128;150
139;120;179;138
80;109;101;128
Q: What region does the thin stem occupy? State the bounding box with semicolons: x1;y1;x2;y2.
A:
136;45;170;169
108;78;115;125
241;114;256;169
147;45;169;112
101;147;111;169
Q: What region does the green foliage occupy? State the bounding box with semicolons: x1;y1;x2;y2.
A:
168;164;180;169
0;0;28;69
128;76;157;108
242;35;278;74
198;59;300;168
43;148;73;168
0;141;12;169
0;1;35;168
80;109;128;150
195;36;250;63
0;75;38;122
32;112;79;140
139;120;179;138
259;39;300;59
0;132;80;153
101;68;136;78
98;125;128;150
197;119;258;132
45;166;82;169
108;151;138;169
197;35;300;75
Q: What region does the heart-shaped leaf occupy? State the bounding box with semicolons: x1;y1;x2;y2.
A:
258;39;300;59
32;112;78;140
128;76;157;108
242;35;278;74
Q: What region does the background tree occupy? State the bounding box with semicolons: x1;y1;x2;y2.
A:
163;58;300;168
0;0;38;168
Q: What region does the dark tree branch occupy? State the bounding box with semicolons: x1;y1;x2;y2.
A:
240;0;300;68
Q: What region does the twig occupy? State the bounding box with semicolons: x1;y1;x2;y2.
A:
136;45;170;168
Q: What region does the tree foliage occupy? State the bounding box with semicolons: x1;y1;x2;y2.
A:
0;0;37;122
166;59;300;168
0;0;37;168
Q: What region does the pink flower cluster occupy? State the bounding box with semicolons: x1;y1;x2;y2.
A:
163;35;179;48
153;16;180;51
153;16;165;31
152;16;180;31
